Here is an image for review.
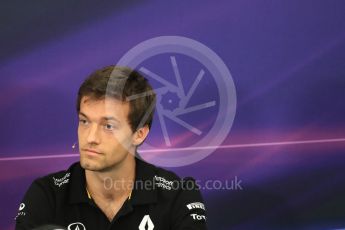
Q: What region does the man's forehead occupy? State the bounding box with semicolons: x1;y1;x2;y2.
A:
80;96;129;108
79;111;119;120
80;96;129;119
81;95;124;104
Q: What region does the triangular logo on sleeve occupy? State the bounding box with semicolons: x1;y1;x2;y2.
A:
139;215;154;230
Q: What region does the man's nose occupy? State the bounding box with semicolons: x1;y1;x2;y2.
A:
87;124;101;144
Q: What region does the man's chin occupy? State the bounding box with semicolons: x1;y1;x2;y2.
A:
80;160;102;171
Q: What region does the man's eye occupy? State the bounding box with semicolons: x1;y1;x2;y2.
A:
104;124;116;131
79;119;88;125
104;124;114;130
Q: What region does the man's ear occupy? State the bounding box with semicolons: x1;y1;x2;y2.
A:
132;125;150;146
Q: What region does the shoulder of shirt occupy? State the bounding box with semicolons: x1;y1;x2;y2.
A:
141;159;199;193
153;164;181;180
32;162;79;191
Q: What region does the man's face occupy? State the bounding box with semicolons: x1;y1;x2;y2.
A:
78;96;136;172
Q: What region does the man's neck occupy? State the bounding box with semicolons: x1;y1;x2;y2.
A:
85;155;136;202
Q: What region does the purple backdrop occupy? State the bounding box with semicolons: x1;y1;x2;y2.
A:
1;1;345;229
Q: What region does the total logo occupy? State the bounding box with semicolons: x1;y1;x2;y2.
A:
190;213;206;221
139;215;154;230
67;222;86;230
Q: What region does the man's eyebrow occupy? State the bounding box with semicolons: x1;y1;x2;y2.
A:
103;116;120;123
78;112;88;118
78;113;120;123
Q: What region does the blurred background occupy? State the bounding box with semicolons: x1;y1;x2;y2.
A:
1;0;345;229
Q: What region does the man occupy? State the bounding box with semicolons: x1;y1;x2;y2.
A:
15;66;207;230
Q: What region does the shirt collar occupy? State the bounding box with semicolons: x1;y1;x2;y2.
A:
68;156;158;205
69;162;90;204
130;156;158;205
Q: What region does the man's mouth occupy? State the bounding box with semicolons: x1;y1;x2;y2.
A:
82;148;102;155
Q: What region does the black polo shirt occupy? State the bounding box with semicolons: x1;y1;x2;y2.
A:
15;157;207;230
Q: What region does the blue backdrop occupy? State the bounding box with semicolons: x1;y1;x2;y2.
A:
1;1;345;229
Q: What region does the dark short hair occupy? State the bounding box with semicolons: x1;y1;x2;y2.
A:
76;66;156;132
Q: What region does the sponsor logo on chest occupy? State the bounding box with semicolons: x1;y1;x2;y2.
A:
53;172;71;187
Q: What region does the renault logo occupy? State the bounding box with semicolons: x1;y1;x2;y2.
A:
139;215;154;230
